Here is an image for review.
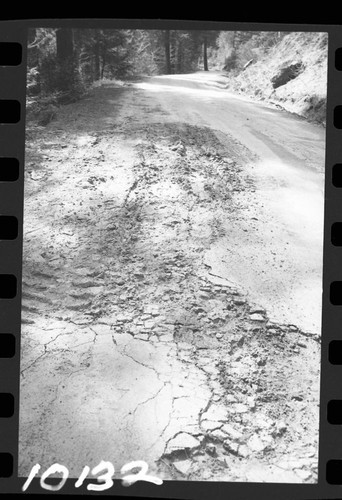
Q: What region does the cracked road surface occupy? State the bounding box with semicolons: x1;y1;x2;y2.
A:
137;74;325;333
19;74;324;482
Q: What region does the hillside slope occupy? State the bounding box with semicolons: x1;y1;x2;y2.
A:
222;32;328;124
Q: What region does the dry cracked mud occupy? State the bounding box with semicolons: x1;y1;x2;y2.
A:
19;82;321;483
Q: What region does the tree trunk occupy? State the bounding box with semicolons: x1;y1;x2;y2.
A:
100;39;107;80
94;30;101;81
56;28;75;92
176;38;182;73
56;28;74;63
164;30;171;74
203;36;208;71
101;56;106;79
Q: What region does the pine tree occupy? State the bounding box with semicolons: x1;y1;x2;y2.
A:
56;28;75;93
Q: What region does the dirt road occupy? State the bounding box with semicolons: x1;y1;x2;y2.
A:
19;73;324;483
137;74;325;333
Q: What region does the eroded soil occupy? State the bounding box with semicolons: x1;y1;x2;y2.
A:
19;81;321;483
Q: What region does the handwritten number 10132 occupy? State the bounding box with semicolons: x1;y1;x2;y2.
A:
22;460;163;492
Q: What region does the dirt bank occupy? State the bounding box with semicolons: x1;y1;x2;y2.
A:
219;32;328;125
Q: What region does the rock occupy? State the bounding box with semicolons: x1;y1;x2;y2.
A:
177;342;193;350
232;403;249;413
71;315;94;324
250;307;265;314
173;459;192;475
22;317;35;324
116;314;130;322
165;433;201;454
223;440;239;455
235;335;245;347
145;305;160;316
202;470;212;480
247;434;267;452
211;317;225;325
234;299;245;305
144;320;155;330
271;62;304;89
202;420;222;431
30;170;46;181
217;455;228;467
202;365;218;375
206;443;217;456
250;313;265;322
202;404;227;422
276;421;287;432
192;448;205;456
75;279;98;288
216;333;223;340
295;469;312;481
221;423;243;440
177;351;192;362
275;421;287;434
257;357;267;366
193;307;206;314
210;429;227;441
247;396;256;409
68;301;92;311
238;445;249;458
212;394;222;402
134;333;149;341
225;394;237;403
254;414;274;429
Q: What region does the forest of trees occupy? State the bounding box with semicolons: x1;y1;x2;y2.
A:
27;28;285;105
